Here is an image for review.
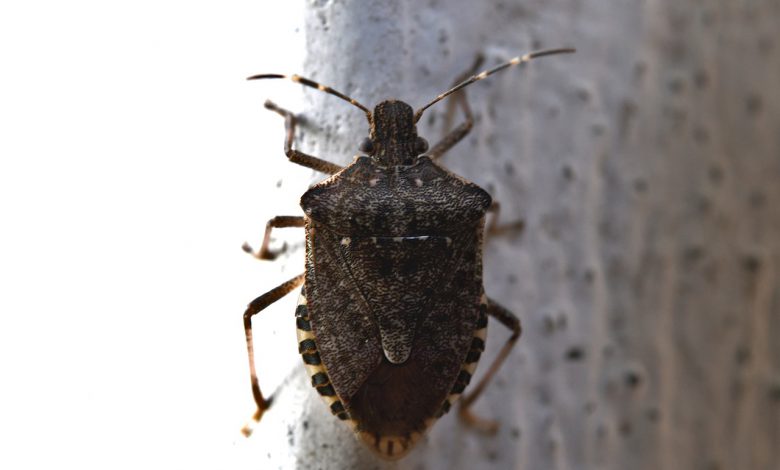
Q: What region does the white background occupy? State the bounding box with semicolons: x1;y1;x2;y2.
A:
0;2;309;468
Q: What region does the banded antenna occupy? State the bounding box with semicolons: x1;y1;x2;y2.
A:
413;47;576;123
247;73;373;124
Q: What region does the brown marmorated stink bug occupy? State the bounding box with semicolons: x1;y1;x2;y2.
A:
240;47;575;460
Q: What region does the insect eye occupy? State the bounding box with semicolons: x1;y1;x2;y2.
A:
415;137;429;154
359;138;374;154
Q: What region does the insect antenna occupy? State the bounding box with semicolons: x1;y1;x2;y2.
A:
247;73;373;123
413;47;576;123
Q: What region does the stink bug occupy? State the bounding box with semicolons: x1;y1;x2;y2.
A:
241;48;575;460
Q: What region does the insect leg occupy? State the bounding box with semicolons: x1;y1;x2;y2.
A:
427;55;484;161
242;215;305;260
264;100;343;174
486;201;525;237
459;298;522;434
241;273;306;436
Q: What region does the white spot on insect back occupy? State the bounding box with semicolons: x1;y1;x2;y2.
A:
369;178;379;187
341;237;351;246
383;342;412;364
414;178;423;187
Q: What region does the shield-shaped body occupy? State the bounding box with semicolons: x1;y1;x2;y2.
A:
295;155;492;459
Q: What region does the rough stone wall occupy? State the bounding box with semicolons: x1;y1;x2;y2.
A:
248;1;780;468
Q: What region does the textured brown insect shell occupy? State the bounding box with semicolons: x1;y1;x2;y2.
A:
295;141;493;459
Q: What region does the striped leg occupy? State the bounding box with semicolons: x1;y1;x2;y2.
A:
264;100;343;174
459;297;522;434
241;273;305;436
242;215;305;260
